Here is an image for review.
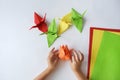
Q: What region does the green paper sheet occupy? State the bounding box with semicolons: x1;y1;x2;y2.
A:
47;19;58;47
71;8;84;32
91;31;120;80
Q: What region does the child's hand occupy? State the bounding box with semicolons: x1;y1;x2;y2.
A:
70;50;87;80
47;48;59;70
34;48;59;80
70;49;84;73
34;48;87;80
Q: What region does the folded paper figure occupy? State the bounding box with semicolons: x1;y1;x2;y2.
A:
47;19;58;47
59;45;71;60
58;12;72;35
58;8;86;35
71;8;86;33
29;12;48;33
30;8;86;47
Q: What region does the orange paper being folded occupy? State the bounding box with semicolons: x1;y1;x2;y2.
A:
59;45;71;60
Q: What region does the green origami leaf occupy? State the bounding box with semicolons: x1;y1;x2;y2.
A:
71;8;85;32
47;19;58;47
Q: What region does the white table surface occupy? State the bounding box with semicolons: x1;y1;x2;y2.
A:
0;0;120;80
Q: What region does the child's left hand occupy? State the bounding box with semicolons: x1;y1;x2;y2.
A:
47;48;59;70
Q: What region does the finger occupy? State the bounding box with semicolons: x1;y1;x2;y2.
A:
55;51;59;57
54;58;59;63
70;49;73;54
49;47;55;57
71;55;76;63
52;50;59;58
70;54;73;62
70;49;75;62
51;47;55;52
70;49;74;51
73;50;79;62
81;53;84;61
54;53;59;59
78;51;84;61
53;49;59;54
56;56;59;61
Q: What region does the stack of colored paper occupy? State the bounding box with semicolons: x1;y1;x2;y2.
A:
87;27;120;80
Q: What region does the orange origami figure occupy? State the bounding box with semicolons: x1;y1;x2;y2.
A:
59;45;71;60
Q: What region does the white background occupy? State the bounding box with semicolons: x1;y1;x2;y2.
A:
0;0;120;80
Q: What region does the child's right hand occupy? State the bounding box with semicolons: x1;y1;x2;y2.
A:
69;49;87;80
70;49;84;73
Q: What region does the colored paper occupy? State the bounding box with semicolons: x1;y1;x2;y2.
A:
47;19;58;47
59;45;71;60
71;8;85;32
89;29;120;78
91;31;120;80
58;12;72;35
87;27;120;79
89;29;104;78
29;12;48;33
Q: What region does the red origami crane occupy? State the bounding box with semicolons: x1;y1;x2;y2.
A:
29;12;48;33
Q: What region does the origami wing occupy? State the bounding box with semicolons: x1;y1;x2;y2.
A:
48;19;57;34
71;8;85;32
47;19;58;47
29;12;48;33
58;12;72;35
61;12;72;24
34;12;43;24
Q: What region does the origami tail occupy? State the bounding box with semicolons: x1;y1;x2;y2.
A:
42;13;46;22
29;26;37;30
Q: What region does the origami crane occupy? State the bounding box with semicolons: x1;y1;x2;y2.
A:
47;19;58;47
59;45;71;60
71;8;86;32
30;8;86;48
58;8;86;35
58;12;72;35
29;12;48;33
